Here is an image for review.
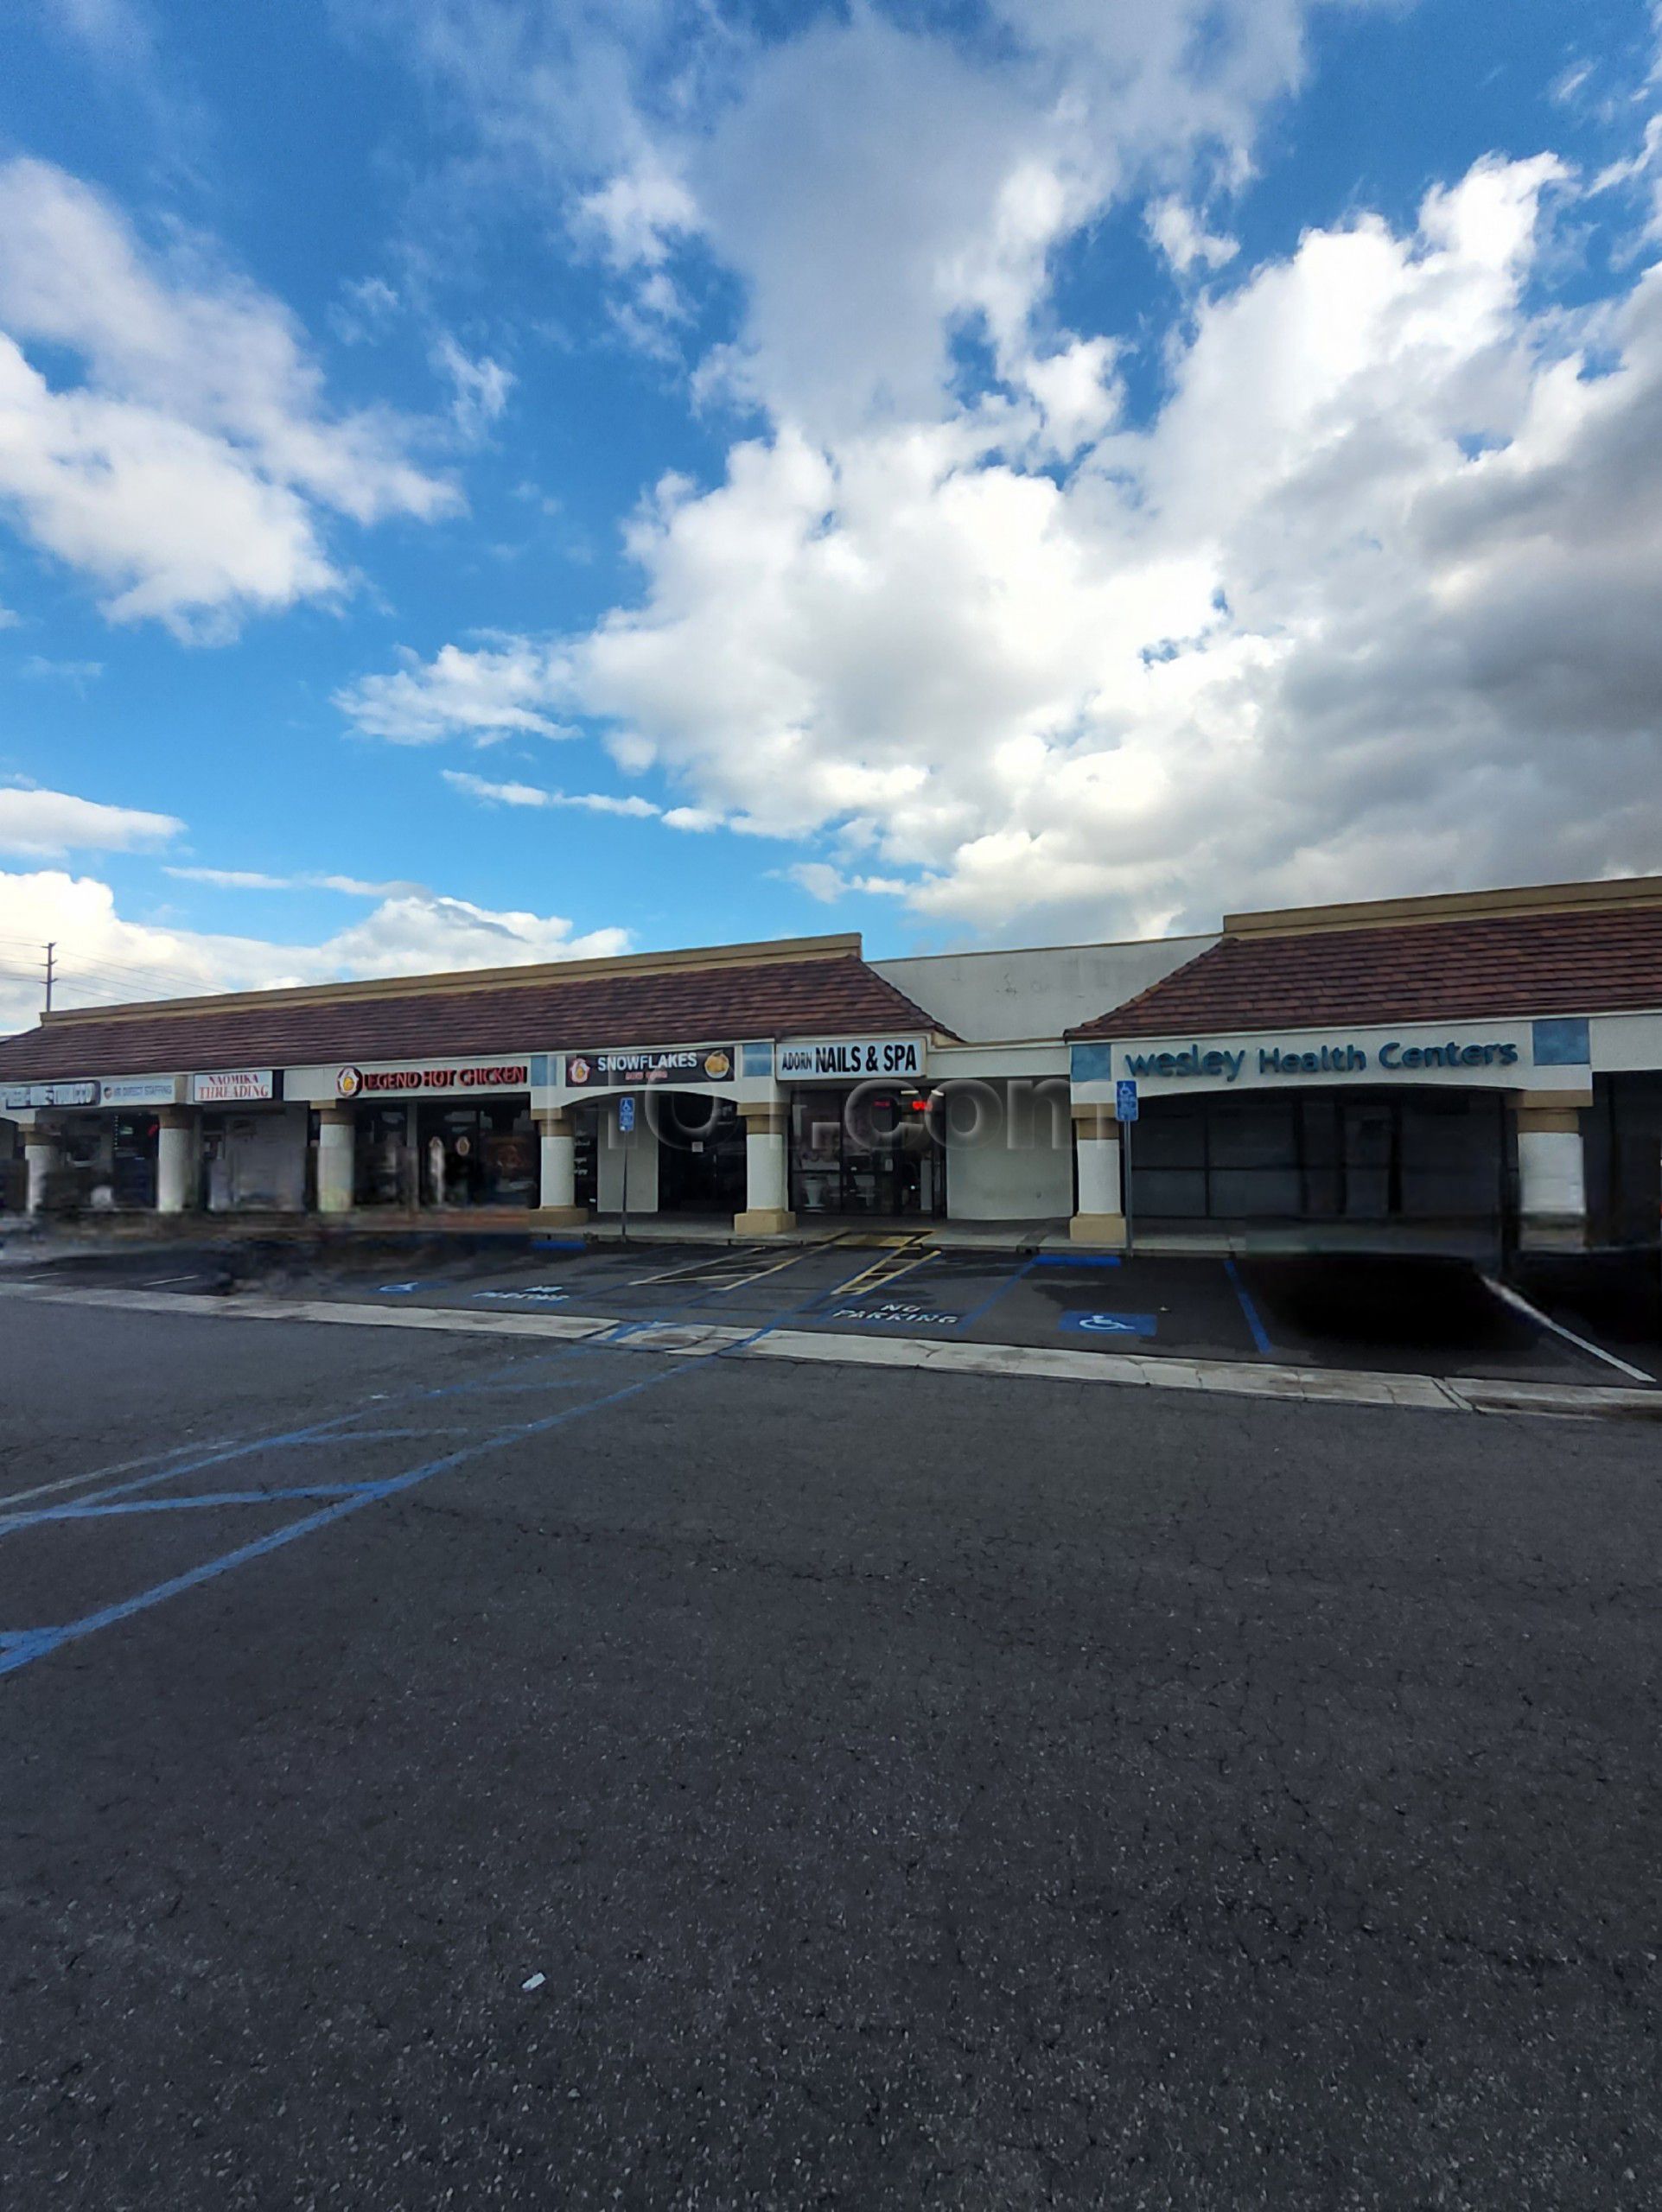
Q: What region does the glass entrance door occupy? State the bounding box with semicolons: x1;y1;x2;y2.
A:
788;1089;938;1217
656;1096;747;1213
416;1101;536;1206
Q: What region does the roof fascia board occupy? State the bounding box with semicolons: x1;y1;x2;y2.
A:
1225;876;1662;938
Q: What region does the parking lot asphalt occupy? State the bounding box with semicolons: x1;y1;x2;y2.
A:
16;1230;1644;1385
2;1295;1659;2209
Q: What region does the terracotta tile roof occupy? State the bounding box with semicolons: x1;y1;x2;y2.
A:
0;953;947;1082
1069;906;1662;1040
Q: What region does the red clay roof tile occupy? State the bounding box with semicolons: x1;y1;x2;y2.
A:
1069;907;1662;1039
0;954;946;1082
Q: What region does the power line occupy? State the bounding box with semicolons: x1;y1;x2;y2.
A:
48;950;220;998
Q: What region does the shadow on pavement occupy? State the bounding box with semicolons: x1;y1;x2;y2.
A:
1240;1254;1629;1381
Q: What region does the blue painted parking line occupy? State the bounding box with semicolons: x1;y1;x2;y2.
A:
0;1352;707;1681
1032;1252;1122;1269
1224;1258;1275;1357
1058;1310;1157;1338
0;1244;887;1683
951;1252;1041;1332
0;1335;627;1535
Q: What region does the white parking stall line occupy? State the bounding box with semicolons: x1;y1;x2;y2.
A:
1481;1276;1655;1383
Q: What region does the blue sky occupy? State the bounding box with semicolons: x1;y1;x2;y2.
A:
2;0;1660;1026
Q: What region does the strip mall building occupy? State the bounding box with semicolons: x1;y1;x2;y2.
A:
3;873;1660;1258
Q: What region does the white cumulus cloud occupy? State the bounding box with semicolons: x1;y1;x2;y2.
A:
0;784;182;861
337;7;1662;941
551;154;1662;938
432;333;514;439
335;639;570;741
0;158;455;636
443;768;658;815
0;868;630;1033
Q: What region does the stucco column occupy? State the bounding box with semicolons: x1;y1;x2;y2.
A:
532;1108;588;1227
23;1119;62;1215
1513;1093;1589;1252
1070;1105;1126;1247
734;1101;795;1236
316;1104;356;1216
156;1106;197;1214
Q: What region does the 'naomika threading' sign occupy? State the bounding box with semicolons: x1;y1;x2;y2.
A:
777;1036;927;1081
192;1069;276;1103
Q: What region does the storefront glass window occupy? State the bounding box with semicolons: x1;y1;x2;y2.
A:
1130;1090;1506;1230
353;1106;413;1207
111;1116;158;1209
789;1088;937;1217
1134;1097;1207;1218
417;1101;536;1207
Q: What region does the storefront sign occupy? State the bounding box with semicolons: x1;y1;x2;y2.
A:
564;1046;734;1086
778;1035;927;1081
193;1069;276;1103
1118;1038;1521;1084
335;1063;529;1097
99;1076;179;1107
3;1078;98;1109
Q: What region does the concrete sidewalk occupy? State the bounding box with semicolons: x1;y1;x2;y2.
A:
4;1274;1658;1421
0;1208;1079;1259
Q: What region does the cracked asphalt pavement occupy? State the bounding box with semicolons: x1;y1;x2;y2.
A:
2;1297;1658;2208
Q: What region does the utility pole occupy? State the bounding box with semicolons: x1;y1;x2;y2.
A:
42;942;55;1014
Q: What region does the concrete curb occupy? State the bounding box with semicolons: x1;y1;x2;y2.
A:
3;1281;1656;1421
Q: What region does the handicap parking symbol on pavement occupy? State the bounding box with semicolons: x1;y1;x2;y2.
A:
1058;1309;1157;1339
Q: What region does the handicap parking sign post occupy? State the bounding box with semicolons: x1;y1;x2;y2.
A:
617;1094;636;1238
1114;1079;1137;1256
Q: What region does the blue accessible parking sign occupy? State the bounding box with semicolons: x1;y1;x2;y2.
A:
1115;1078;1138;1122
1059;1310;1157;1339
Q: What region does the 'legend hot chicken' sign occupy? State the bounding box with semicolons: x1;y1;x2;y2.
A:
335;1063;528;1097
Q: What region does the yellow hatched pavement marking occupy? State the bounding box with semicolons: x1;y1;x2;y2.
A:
828;1236;938;1301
